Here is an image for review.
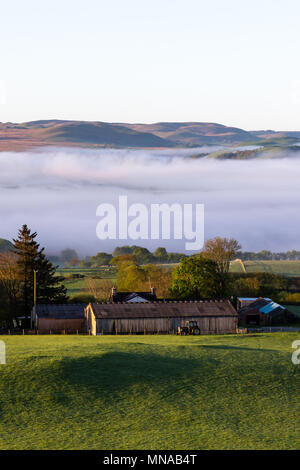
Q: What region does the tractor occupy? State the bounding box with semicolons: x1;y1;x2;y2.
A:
177;320;200;336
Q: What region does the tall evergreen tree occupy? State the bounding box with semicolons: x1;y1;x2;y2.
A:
11;225;67;317
35;249;67;304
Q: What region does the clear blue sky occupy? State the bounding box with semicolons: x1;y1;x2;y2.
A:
1;0;300;130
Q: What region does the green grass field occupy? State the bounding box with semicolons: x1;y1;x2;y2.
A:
56;267;117;298
0;334;299;450
230;260;300;277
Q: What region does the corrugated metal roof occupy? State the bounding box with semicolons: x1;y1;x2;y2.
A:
91;300;237;319
259;301;284;314
237;297;271;301
36;304;86;319
238;299;286;317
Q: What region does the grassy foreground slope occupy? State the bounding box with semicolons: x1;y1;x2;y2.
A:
0;334;299;450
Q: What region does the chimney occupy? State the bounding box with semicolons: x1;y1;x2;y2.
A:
151;287;156;297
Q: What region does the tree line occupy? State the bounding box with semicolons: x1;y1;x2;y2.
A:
48;246;300;268
49;246;187;267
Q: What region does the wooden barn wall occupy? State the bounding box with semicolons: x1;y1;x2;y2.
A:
37;318;84;332
96;316;237;335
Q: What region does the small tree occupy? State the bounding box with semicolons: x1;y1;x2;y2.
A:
89;252;113;266
170;255;221;299
116;262;148;291
60;248;78;263
143;264;173;299
153;247;168;263
85;278;114;302
203;237;241;296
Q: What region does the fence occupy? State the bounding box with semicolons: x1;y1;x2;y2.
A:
0;329;89;335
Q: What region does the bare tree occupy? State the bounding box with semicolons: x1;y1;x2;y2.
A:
85;278;114;302
0;253;20;324
144;265;173;299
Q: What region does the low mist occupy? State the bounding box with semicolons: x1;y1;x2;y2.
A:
1;146;300;255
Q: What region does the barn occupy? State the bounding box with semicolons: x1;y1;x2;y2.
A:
238;298;292;326
32;304;86;333
237;297;271;310
85;299;238;335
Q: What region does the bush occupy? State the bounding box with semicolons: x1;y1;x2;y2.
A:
64;273;85;280
70;294;96;303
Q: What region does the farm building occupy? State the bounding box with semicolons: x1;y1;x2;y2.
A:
238;298;293;326
32;304;86;333
110;287;157;303
237;297;271;310
85;299;238;335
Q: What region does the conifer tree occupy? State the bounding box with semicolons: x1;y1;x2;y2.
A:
11;225;67;316
35;249;67;304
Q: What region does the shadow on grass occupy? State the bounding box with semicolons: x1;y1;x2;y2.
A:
58;351;219;403
58;342;291;404
0;346;295;419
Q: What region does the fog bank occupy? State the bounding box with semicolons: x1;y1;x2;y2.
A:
0;146;300;254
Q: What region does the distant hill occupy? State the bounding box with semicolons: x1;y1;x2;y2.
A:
0;238;13;253
0;120;174;150
120;122;258;145
0;119;300;151
250;130;300;141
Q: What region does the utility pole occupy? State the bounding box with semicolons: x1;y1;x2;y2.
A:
32;270;38;329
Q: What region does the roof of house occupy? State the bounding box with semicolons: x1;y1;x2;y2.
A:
111;291;157;303
238;298;286;317
35;304;86;319
90;300;238;319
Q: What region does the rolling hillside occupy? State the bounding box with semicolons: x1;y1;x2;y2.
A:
0;120;173;150
0;334;298;450
121;122;258;145
0;238;13;253
0;119;300;151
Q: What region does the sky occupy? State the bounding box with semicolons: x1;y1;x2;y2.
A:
1;0;300;130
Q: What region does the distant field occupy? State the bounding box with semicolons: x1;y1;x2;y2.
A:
230;260;300;277
56;267;117;277
56;267;117;298
0;334;299;450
